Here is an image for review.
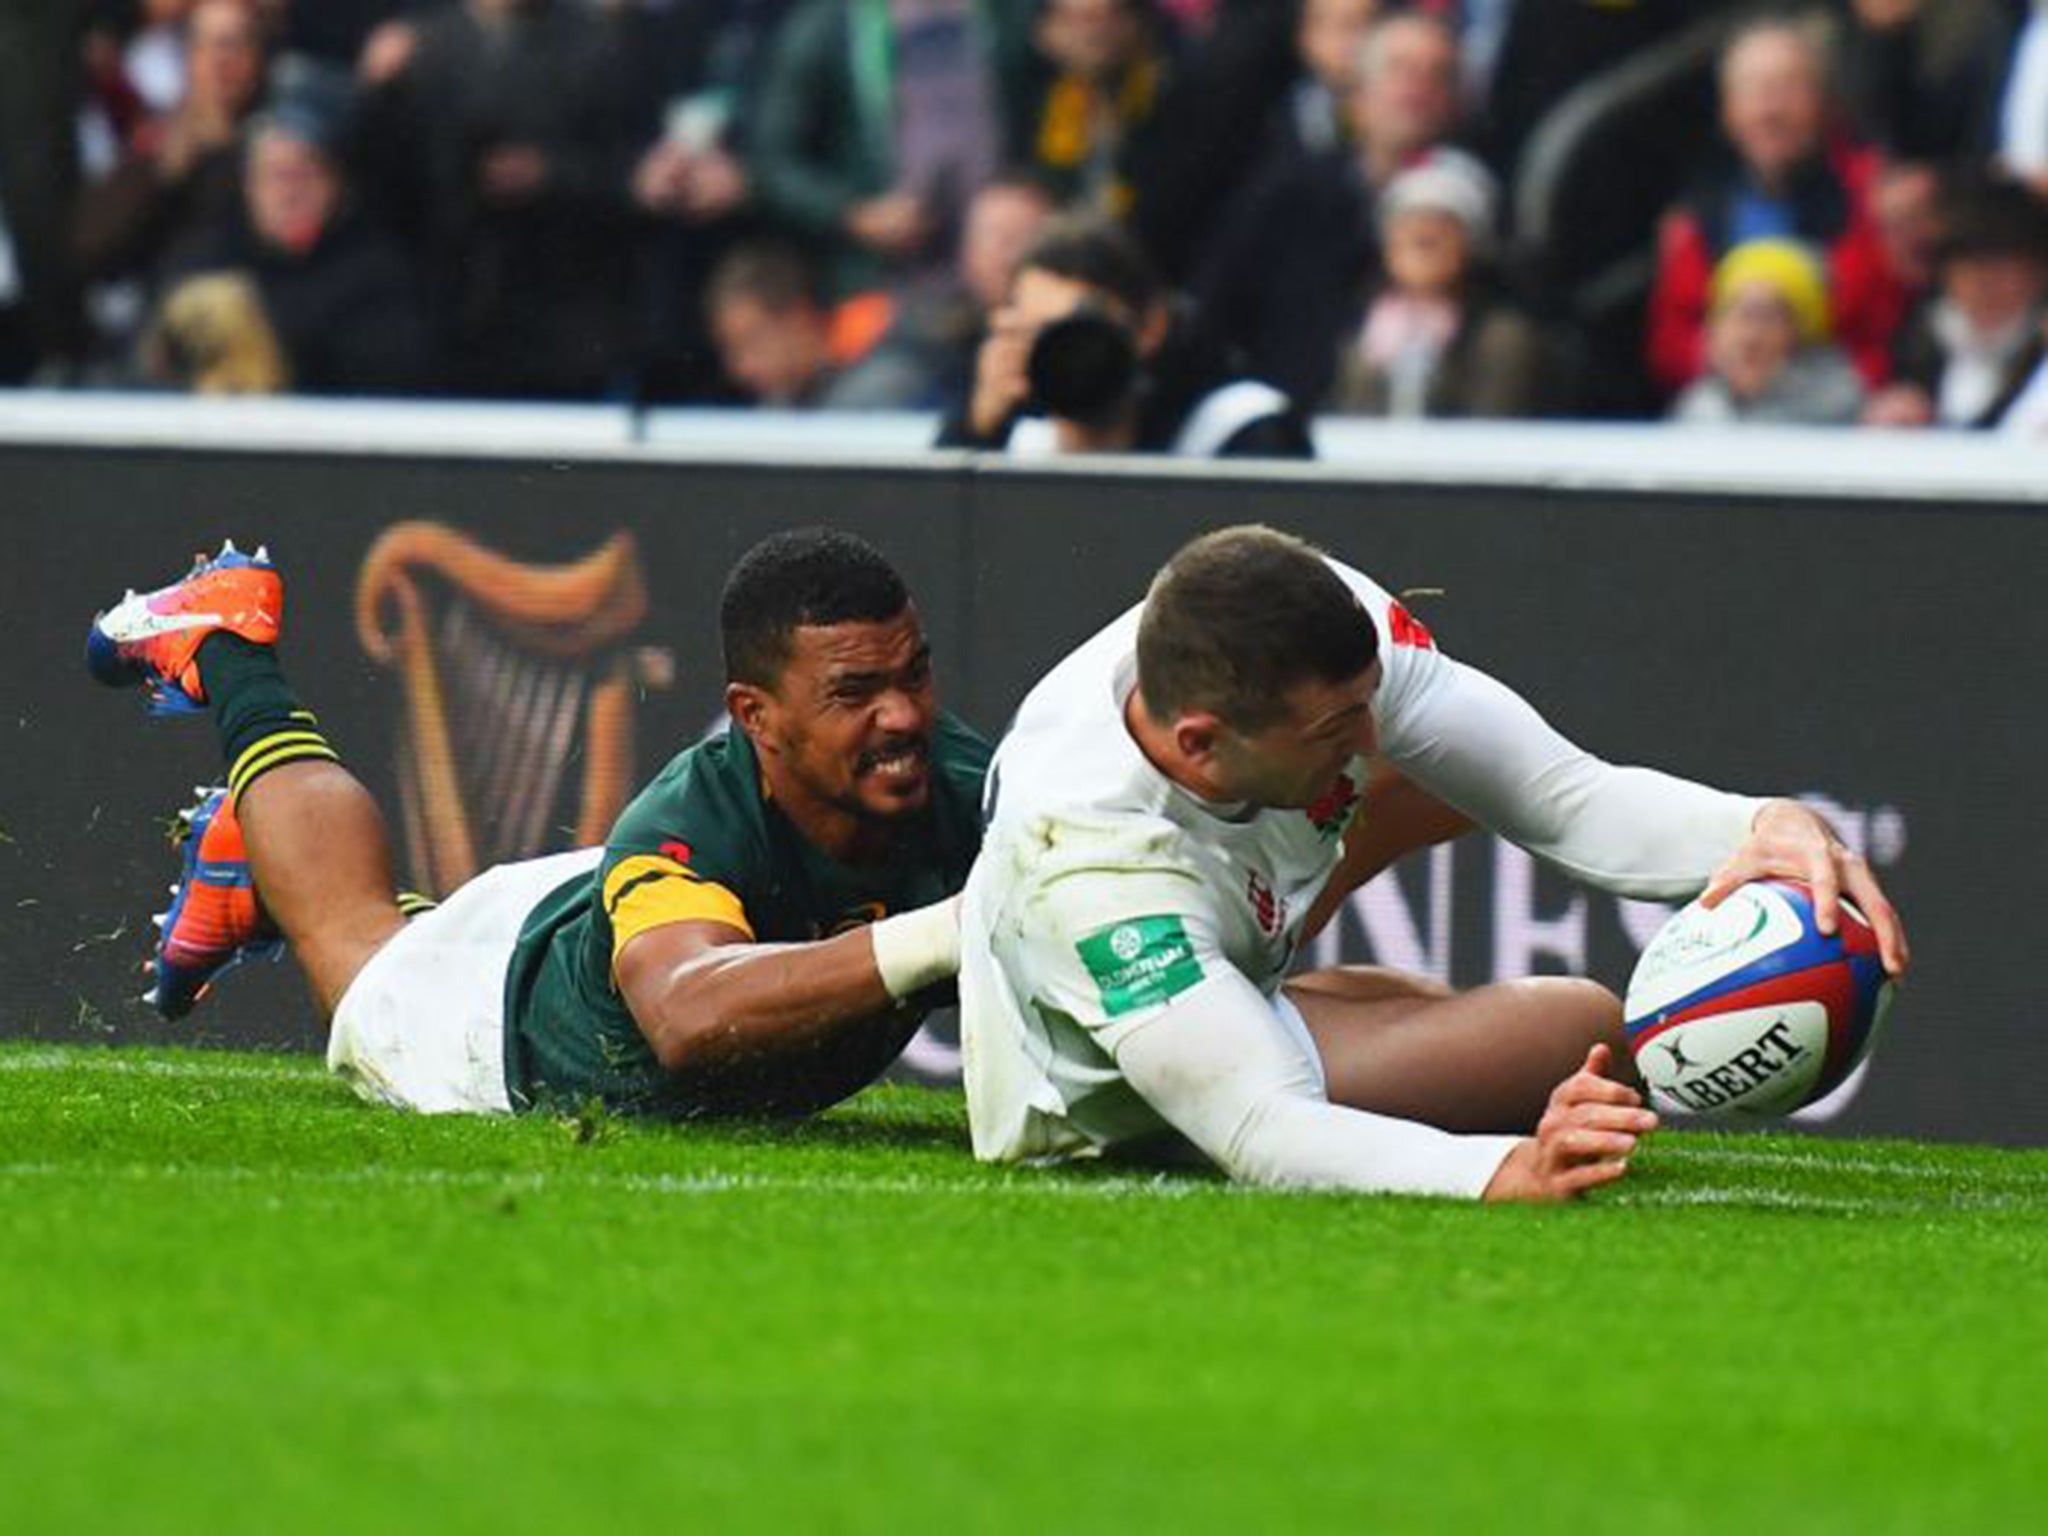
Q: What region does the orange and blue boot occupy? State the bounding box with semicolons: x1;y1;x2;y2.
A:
86;540;282;715
147;786;283;1019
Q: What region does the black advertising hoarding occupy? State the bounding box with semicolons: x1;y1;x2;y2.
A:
4;448;972;1063
1;442;2039;1146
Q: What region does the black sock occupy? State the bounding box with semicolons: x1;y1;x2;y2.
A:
195;634;340;804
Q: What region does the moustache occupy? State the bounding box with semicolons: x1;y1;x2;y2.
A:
855;734;930;774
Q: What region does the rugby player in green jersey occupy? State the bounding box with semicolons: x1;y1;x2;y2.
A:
87;528;989;1119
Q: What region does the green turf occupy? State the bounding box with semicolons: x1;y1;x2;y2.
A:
2;1042;2044;1535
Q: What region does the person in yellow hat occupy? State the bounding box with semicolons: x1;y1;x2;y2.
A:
1670;237;1867;424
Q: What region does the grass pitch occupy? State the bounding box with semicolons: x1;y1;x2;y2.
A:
3;1042;2044;1535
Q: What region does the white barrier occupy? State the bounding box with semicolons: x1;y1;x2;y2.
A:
0;390;2042;502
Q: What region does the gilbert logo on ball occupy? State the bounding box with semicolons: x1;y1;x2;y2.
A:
1623;880;1893;1117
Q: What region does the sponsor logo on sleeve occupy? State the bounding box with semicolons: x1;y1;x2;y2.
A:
1076;915;1206;1018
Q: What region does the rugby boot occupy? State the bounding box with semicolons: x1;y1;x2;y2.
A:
145;785;283;1019
87;541;281;716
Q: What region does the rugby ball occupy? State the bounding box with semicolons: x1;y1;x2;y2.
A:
1623;880;1892;1117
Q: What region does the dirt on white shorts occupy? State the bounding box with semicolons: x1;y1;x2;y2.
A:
326;847;604;1114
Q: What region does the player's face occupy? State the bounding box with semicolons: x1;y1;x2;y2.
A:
1215;661;1381;809
754;608;937;827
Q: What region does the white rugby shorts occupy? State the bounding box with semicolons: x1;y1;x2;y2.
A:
326;847;604;1114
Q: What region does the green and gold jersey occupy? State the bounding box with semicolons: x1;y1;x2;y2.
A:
501;711;991;1118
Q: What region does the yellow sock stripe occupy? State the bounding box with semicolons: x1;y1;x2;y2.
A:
394;892;438;918
228;729;335;791
228;732;339;800
287;708;321;727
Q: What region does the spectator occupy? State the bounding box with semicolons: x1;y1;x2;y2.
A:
1647;14;1906;396
1194;8;1462;406
1993;319;2048;436
73;0;269;291
1866;174;2048;429
1125;0;1301;277
1871;157;1945;298
0;0;84;380
1835;0;2015;162
747;0;1031;300
1999;1;2048;193
1016;0;1175;220
959;173;1060;327
153;102;436;394
938;211;1313;456
138;270;289;391
1326;147;1554;418
1280;0;1379;164
618;0;800;402
705;241;888;407
125;0;203;116
357;0;641;398
833;170;1058;408
1670;238;1866;424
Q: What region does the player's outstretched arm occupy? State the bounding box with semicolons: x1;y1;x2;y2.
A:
1384;658;1768;902
1480;1045;1658;1204
1382;651;1910;975
1699;799;1910;975
616;898;959;1072
1111;964;1526;1198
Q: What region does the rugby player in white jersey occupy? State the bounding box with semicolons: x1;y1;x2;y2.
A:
958;526;1908;1202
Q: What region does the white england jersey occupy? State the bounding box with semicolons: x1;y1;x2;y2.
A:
959;556;1763;1187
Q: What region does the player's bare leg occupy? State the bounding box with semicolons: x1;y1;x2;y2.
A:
89;542;409;1019
235;761;406;1016
1285;968;1637;1134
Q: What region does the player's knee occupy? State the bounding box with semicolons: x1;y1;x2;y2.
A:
1526;976;1625;1047
1536;976;1638;1087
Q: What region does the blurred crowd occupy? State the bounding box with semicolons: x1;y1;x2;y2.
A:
4;0;2048;440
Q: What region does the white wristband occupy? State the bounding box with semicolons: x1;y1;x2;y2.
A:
869;896;962;1001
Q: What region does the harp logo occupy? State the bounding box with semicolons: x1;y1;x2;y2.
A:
358;522;675;895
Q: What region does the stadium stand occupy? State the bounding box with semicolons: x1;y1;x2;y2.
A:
0;0;2044;431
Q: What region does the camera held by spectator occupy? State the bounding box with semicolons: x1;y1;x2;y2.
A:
939;213;1311;457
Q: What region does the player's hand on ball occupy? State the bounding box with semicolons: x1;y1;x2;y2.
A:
1701;799;1909;976
1484;1044;1657;1203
